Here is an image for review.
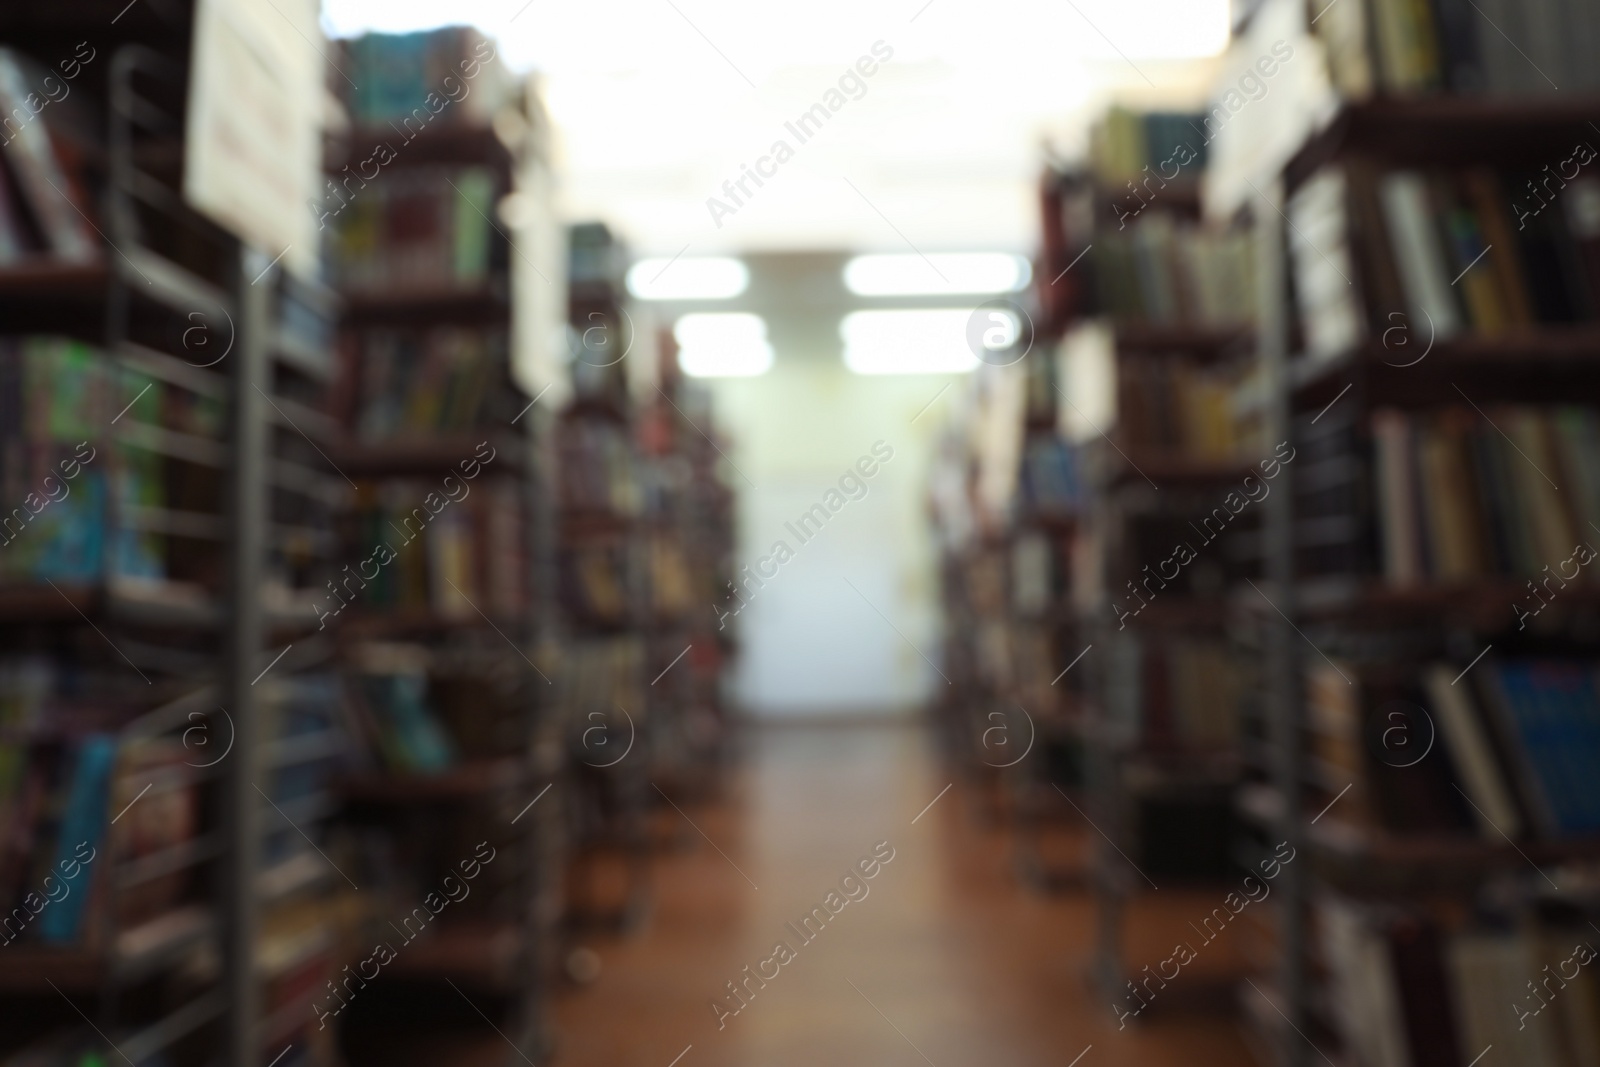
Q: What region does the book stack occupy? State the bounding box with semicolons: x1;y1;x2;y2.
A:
1114;356;1246;458
342;648;457;775
1314;0;1600;98
1116;636;1245;750
347;478;528;620
342;28;513;128
1369;406;1600;586
1093;216;1256;327
333;167;498;293
558;419;641;516
1088;107;1209;188
0;338;109;583
1291;167;1600;362
1309;658;1600;842
1320;894;1600;1067
347;328;507;439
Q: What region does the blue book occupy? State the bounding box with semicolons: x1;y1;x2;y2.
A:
38;735;115;943
1483;662;1600;836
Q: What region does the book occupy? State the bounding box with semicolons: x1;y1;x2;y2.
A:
1368;406;1600;586
1446;932;1566;1067
1475;660;1600;837
36;734;114;943
1424;664;1523;839
1379;172;1462;340
333;166;499;294
0;50;97;263
1316;0;1600;96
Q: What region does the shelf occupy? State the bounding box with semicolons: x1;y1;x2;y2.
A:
0;578;220;628
339;608;528;639
1240;783;1600;876
336;758;524;803
0;260;105;299
1286;95;1600;192
1104;449;1256;488
332;433;523;478
1253;576;1600;626
0;905;215;991
341;284;509;322
1292;325;1600;402
335;123;514;170
1114;322;1254;356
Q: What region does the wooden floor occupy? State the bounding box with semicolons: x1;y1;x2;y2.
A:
548;722;1257;1067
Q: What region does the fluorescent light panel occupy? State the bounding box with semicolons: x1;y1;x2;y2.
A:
675;312;773;377
842;308;1021;375
843;253;1031;297
627;256;749;300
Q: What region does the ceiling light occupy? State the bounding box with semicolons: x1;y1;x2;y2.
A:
843;254;1031;297
842;309;1018;375
628;257;749;300
674;312;773;377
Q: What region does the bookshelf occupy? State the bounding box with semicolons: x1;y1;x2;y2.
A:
322;29;559;1066
0;4;337;1066
638;329;736;802
1042;103;1267;1010
924;343;1091;886
1233;6;1600;1064
556;221;653;931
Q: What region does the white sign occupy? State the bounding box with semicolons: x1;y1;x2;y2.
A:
183;0;323;278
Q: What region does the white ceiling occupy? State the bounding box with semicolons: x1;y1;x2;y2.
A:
322;0;1227;255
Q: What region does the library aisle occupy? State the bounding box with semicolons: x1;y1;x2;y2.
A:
8;0;1600;1065
551;722;1249;1067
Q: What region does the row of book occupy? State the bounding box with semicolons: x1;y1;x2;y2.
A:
339;28;514;129
1136;637;1244;749
343;648;457;774
345;479;528;619
555;638;646;757
0;337;228;587
1018;436;1088;517
1102;634;1244;748
1094;217;1256;327
1314;0;1600;99
1321;894;1600;1067
1087;107;1208;187
1;336;223;441
332;167;499;293
341;329;508;439
562;540;632;625
1115;356;1244;458
1292;167;1600;361
559;419;641;516
1371;406;1600;585
1310;657;1600;839
0;49;99;267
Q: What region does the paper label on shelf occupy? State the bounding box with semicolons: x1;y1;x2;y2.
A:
183;0;324;278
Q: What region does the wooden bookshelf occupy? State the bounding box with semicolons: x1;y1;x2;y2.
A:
1243;76;1600;1067
323;81;560;1065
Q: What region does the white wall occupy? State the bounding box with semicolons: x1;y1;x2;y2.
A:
704;359;958;718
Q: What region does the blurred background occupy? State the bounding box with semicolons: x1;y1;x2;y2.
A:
3;0;1600;1064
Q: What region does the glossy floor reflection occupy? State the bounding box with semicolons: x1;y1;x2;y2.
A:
551;722;1254;1067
